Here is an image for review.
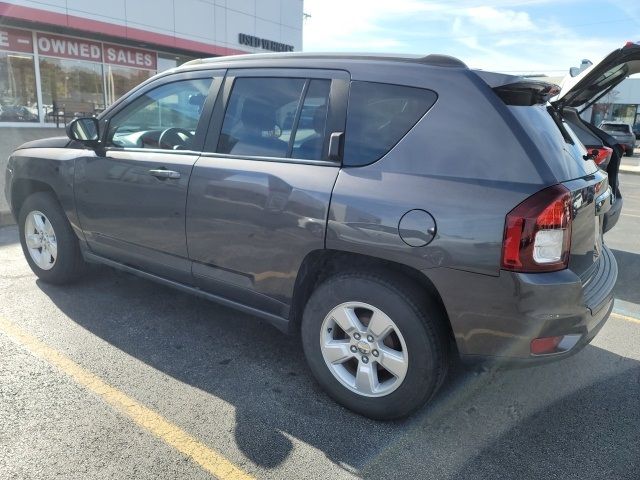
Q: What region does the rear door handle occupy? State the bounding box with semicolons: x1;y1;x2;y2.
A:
149;169;180;179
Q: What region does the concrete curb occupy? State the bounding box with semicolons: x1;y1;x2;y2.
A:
0;211;15;227
620;165;640;175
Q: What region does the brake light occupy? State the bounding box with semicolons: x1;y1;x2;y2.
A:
588;146;613;166
501;184;572;272
531;336;564;355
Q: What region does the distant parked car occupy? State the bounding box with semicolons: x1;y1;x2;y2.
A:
598;121;636;155
0;104;38;122
633;122;640;139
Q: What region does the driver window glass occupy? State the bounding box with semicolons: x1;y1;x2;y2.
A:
217;77;306;158
107;78;212;150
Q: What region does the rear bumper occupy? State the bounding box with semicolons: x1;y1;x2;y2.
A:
603;195;622;233
427;246;618;364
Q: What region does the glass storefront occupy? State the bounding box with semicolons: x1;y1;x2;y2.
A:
0;52;38;122
0;26;197;125
104;64;154;105
39;57;105;120
592;103;638;127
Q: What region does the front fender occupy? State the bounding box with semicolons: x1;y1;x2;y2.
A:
8;147;86;242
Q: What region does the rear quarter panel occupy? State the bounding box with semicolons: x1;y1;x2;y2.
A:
328;67;556;276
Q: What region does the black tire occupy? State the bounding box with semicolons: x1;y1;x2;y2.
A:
625;148;634;157
18;191;86;284
301;271;450;420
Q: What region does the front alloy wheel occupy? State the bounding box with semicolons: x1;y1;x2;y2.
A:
24;210;58;271
18;191;86;284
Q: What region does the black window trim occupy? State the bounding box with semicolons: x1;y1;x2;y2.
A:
201;68;350;166
100;69;225;154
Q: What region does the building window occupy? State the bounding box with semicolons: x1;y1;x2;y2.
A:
104;64;154;105
0;51;38;122
39;57;104;123
592;103;638;127
157;53;197;73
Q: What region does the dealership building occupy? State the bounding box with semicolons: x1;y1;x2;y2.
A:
0;0;303;126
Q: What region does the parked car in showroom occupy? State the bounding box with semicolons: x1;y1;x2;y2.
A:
598;121;636;155
6;45;629;419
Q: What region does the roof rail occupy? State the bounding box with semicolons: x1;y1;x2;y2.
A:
418;54;467;68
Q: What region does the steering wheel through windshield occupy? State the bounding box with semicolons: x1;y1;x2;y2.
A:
158;127;194;150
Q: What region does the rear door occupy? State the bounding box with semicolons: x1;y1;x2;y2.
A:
75;71;223;282
186;69;348;316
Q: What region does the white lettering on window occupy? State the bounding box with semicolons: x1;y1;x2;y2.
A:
37;36;51;53
50;38;66;54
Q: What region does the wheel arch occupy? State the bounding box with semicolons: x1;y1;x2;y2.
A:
11;178;60;218
289;249;457;355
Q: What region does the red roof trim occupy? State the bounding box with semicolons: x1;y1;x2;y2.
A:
0;1;247;56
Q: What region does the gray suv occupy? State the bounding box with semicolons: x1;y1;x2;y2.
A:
598;121;636;156
4;51;621;419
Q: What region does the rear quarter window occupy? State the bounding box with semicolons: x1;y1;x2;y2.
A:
343;81;437;166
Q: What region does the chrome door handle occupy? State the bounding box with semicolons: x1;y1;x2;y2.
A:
149;169;180;179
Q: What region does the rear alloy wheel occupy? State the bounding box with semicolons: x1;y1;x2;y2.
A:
302;272;449;420
320;301;408;397
18;192;86;284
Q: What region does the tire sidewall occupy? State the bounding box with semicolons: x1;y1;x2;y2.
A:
301;274;444;419
18;192;82;283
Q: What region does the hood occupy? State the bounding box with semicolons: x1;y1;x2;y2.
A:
551;41;640;108
15;136;71;150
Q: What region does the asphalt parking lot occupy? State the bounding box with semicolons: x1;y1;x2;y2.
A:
1;174;639;480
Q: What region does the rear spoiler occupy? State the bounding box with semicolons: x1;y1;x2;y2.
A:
473;70;560;106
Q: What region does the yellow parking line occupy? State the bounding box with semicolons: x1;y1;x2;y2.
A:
611;312;640;325
0;317;254;480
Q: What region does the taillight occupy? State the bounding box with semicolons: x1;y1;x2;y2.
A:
501;184;572;272
588;146;613;166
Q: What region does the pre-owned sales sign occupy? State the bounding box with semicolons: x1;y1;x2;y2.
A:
0;27;34;53
36;33;102;61
35;33;157;70
103;43;157;70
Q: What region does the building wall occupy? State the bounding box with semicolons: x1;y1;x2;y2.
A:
0;0;304;223
0;0;303;55
610;78;640;103
0;127;64;224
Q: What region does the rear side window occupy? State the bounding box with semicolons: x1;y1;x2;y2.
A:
217;77;331;160
344;81;437;166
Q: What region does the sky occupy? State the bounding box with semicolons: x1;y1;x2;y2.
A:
302;0;640;76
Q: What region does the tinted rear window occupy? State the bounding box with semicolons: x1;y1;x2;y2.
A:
343;81;437;166
508;105;597;181
601;123;631;133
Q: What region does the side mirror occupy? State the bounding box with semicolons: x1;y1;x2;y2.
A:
66;117;100;145
569;67;581;77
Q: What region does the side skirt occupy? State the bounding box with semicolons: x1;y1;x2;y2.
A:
82;251;290;333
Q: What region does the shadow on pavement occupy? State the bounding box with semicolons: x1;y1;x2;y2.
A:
0;225;18;247
36;267;640;478
451;368;640;479
611;248;640;304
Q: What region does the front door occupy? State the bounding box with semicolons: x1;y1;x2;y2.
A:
75;74;220;281
186;69;348;317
